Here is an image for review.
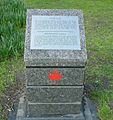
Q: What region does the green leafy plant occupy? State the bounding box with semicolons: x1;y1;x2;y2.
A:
0;0;26;61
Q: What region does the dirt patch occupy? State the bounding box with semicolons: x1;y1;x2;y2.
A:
0;72;25;119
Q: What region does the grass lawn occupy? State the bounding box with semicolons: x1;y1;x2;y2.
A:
0;0;113;120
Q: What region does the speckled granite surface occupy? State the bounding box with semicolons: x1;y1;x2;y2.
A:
26;68;84;85
24;9;87;67
27;103;81;117
26;86;83;103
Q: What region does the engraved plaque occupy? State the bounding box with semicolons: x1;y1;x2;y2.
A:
30;16;81;50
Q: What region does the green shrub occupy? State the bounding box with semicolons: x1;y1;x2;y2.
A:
0;0;26;61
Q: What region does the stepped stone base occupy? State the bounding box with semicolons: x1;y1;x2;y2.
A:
15;95;99;120
27;102;81;117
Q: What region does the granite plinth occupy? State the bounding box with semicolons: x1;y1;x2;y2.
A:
24;9;87;67
27;86;83;103
26;68;84;85
27;102;81;117
22;9;87;119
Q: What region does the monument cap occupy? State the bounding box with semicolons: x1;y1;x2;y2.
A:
24;9;87;67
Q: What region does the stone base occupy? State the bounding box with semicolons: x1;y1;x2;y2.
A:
15;95;99;120
27;103;81;117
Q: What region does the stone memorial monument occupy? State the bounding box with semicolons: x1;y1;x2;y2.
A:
16;9;97;120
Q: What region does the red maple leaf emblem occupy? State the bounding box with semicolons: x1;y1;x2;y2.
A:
48;70;63;81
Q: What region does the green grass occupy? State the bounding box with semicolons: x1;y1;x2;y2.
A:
0;0;26;119
0;58;24;93
0;0;26;61
91;91;113;120
24;0;113;120
0;1;26;119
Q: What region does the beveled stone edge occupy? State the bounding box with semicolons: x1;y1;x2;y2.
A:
26;86;84;88
27;102;81;105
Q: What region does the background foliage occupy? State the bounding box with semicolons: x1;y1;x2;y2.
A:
0;0;26;61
